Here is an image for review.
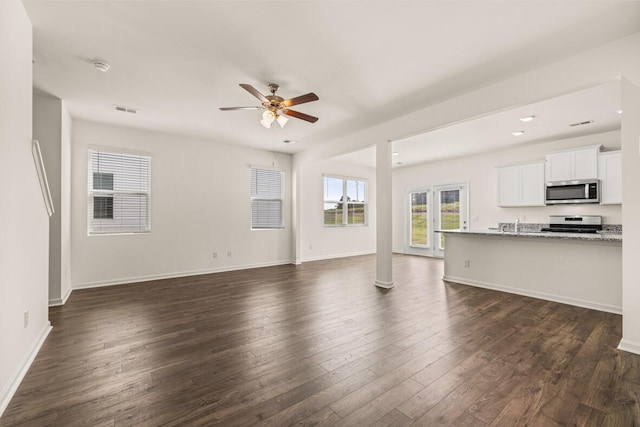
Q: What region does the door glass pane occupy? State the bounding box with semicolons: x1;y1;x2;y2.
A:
410;191;428;247
439;189;460;249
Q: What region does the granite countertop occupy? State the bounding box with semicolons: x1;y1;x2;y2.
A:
439;229;622;242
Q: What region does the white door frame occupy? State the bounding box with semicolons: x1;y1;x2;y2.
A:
405;182;468;258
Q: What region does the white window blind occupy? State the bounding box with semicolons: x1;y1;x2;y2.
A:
251;168;284;229
88;149;151;234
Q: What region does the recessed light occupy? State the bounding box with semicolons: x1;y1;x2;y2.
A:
512;131;525;136
393;152;399;156
283;140;297;144
93;61;111;72
616;109;623;114
520;115;535;122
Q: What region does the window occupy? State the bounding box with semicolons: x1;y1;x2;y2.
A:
88;149;151;234
251;167;284;229
323;175;367;226
93;196;113;219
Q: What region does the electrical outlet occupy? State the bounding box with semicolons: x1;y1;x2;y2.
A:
23;310;29;328
464;260;471;268
227;250;232;257
212;252;218;259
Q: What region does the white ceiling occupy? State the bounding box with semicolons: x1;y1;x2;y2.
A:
24;1;640;155
335;80;622;168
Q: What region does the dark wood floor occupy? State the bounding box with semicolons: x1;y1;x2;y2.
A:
2;254;639;426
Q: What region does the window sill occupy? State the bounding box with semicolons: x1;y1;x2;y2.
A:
88;231;151;236
323;224;369;228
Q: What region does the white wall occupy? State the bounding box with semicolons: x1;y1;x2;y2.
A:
61;102;72;301
391;131;622;253
33;93;61;301
71;120;293;288
0;2;51;415
620;79;640;353
298;158;376;262
33;92;72;305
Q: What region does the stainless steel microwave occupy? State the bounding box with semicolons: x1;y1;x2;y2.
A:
545;179;600;205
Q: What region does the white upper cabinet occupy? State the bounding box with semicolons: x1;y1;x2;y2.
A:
598;150;622;205
520;162;546;206
545;151;573;181
497;165;520;206
497;161;545;207
545;145;601;182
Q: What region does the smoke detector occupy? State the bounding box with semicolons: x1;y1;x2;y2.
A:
93;61;111;72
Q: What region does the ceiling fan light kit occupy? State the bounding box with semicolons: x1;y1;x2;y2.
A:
276;114;289;128
261;110;276;128
259;108;290;129
221;83;319;127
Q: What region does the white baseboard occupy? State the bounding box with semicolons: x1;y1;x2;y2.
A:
72;259;296;290
0;322;52;417
618;338;640;355
48;286;72;307
443;275;622;315
301;250;375;263
374;280;395;289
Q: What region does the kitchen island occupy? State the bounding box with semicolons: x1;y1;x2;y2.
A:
441;229;622;314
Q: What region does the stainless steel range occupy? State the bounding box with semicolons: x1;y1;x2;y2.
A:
540;215;602;234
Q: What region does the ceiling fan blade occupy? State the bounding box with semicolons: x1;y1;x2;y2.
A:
283;109;319;123
282;92;319;107
219;106;262;111
239;84;269;103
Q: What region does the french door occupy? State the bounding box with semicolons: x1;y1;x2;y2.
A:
406;183;468;258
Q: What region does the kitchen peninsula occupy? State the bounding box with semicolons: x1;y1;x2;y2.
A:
441;226;622;314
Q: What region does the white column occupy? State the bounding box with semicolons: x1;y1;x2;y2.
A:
375;140;394;289
620;78;640;355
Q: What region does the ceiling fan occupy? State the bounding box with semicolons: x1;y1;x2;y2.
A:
220;83;319;128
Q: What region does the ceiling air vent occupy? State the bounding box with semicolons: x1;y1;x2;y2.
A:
569;120;594;127
113;104;138;114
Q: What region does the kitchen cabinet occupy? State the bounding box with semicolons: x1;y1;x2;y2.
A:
545;145;601;182
497;161;545;207
598;150;622;204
